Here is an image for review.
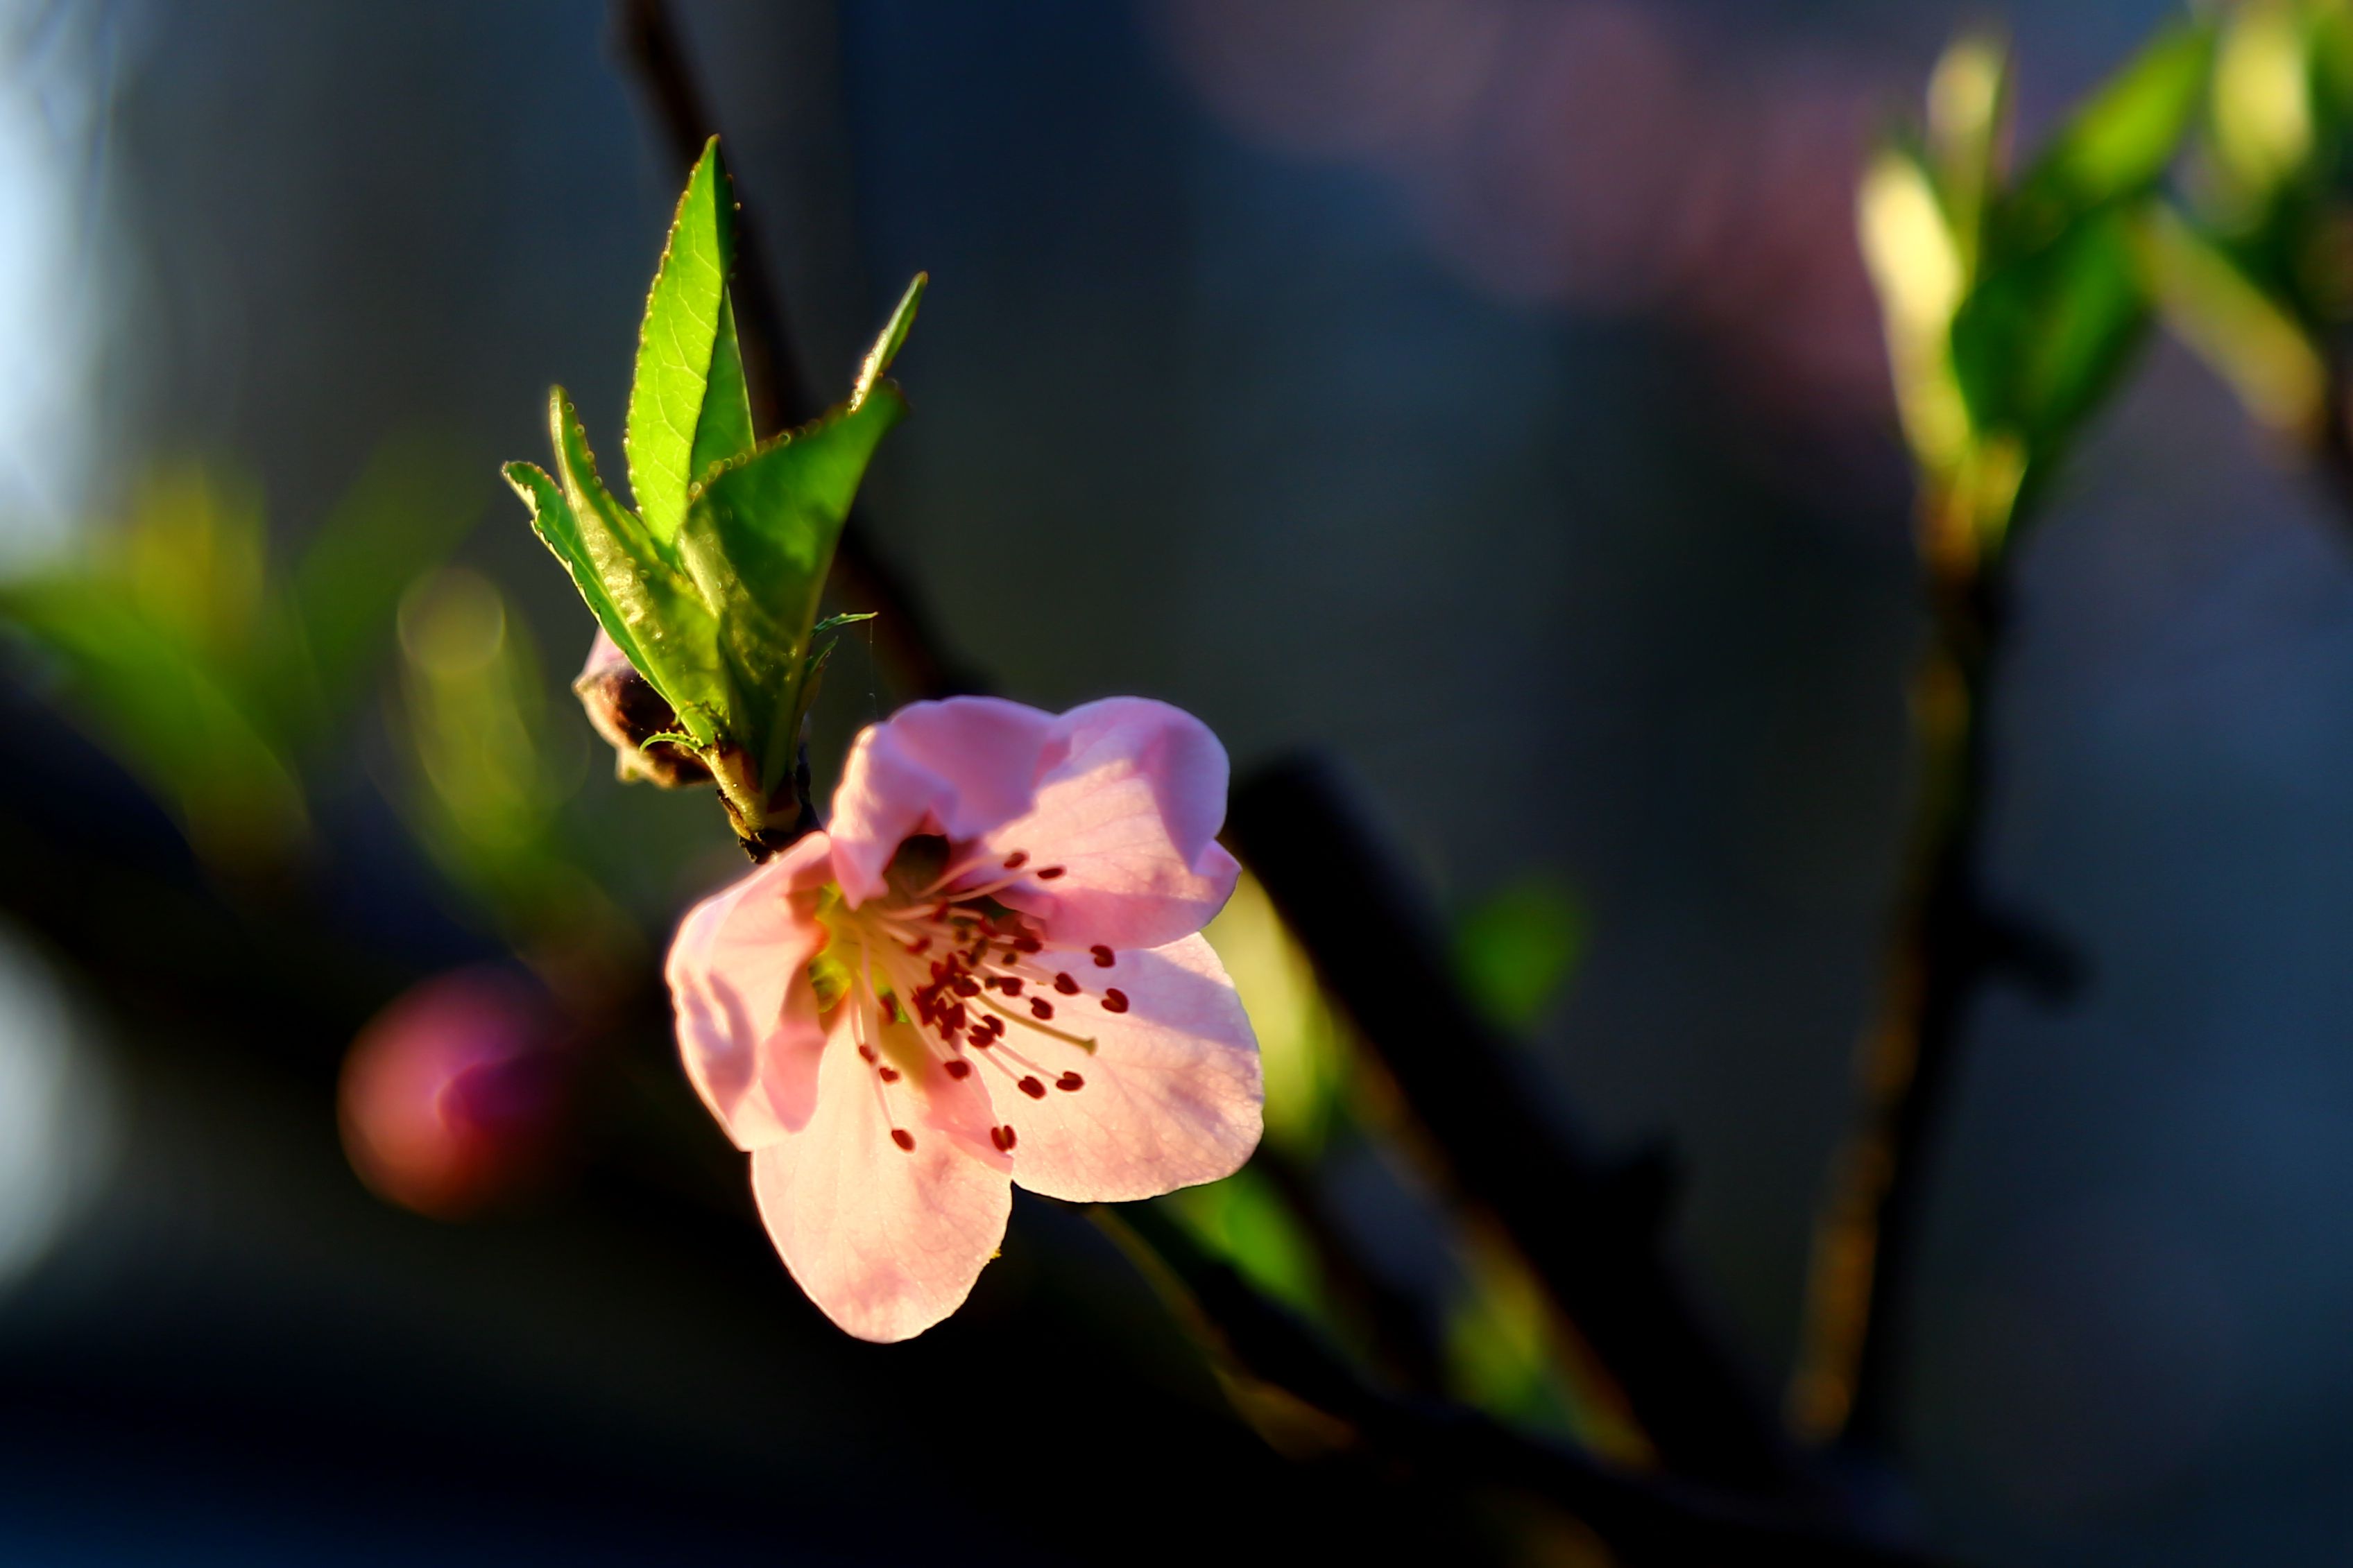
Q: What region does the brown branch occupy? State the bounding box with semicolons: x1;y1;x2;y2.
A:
1790;518;2078;1451
1226;759;1821;1500
1102;1203;1954;1568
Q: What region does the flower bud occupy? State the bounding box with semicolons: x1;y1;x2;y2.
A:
572;628;710;786
339;967;573;1218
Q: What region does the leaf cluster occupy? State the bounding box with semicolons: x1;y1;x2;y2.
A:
504;137;921;847
2144;1;2353;442
1860;19;2214;568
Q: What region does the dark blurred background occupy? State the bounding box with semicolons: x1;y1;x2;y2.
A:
1;1;2349;1563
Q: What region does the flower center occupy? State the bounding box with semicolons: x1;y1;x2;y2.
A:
810;835;1130;1154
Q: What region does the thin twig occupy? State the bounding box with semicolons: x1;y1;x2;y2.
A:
1790;519;2078;1451
1100;1204;1953;1568
1227;759;1820;1500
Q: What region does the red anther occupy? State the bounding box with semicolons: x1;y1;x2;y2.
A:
1019;1076;1047;1099
1000;976;1023;996
1030;998;1055;1020
1053;972;1080;995
891;1129;916;1152
858;1044;877;1063
929;960;950;983
1102;988;1130;1014
944;1004;969;1034
905;937;932;956
945;1059;973;1080
952;976;980;998
1013;936;1043;955
878;1067;901;1083
1056;1071;1085;1092
1002;850;1029;870
1090;945;1115;968
1036;866;1066;881
930;903;952;922
991;1124;1016;1152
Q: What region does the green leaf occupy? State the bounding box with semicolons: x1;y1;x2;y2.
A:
677;384;905;793
1953;205;2148;451
2141;202;2325;434
1926;31;2011;275
689;290;755;484
624;136;740;546
1858;141;1973;470
2006;19;2214;250
511;390;728;746
853;273;927;408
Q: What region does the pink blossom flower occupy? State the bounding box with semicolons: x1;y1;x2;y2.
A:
667;696;1264;1341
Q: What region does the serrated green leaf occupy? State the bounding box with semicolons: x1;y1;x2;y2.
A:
624;136;739;546
678;386;907;795
515;390;728;746
2006;19;2214;249
689;291;755;483
853;273;927;408
811;610;878;637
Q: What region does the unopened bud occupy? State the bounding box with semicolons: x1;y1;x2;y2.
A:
572;628;710;786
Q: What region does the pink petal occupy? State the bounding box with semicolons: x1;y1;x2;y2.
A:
827;697;1059;906
751;1007;1013;1342
991;698;1241;951
992;933;1263;1203
665;832;838;1148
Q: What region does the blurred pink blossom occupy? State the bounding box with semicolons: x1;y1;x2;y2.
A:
339;967;572;1218
1155;0;1889;429
668;696;1263;1341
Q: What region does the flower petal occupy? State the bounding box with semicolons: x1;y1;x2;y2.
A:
827;696;1059;906
991;698;1240;951
750;1010;1013;1342
993;933;1262;1203
665;832;837;1148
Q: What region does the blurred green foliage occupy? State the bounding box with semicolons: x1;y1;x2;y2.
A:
1861;18;2214;565
2147;0;2353;442
1452;876;1584;1033
393;568;634;967
0;442;476;873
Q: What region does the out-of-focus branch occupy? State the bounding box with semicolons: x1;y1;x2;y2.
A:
1226;759;1818;1500
1790;504;2080;1451
1101;1204;1951;1568
611;0;977;702
1790;561;1994;1454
